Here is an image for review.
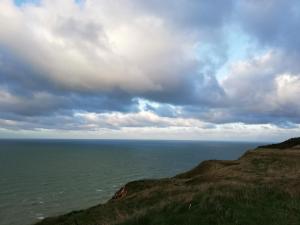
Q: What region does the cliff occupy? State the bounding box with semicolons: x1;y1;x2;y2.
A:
34;138;300;225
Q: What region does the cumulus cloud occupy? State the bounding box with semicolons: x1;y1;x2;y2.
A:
0;0;228;114
0;0;300;140
220;50;300;125
0;0;198;93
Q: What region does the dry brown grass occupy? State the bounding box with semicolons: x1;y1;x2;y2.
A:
35;144;300;225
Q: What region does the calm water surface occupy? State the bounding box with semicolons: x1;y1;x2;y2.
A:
0;140;263;225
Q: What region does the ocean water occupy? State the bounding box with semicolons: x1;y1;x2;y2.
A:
0;140;262;225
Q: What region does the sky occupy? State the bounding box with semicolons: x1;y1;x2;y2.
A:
0;0;300;141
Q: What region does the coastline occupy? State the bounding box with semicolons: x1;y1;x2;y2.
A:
34;138;300;225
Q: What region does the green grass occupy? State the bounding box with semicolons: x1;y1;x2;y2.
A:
118;186;300;225
37;185;300;225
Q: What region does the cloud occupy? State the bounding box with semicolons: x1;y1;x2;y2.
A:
0;0;229;114
0;0;300;140
134;0;234;31
0;87;66;116
237;0;300;52
0;0;199;94
74;111;212;130
220;51;300;124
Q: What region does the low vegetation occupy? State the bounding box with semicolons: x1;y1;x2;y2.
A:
35;138;300;225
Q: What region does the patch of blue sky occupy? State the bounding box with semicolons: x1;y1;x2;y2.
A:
14;0;39;6
14;0;83;6
215;25;259;81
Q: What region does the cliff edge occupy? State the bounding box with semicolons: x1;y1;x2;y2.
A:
34;138;300;225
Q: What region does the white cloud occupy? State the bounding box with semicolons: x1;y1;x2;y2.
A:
0;0;197;93
275;74;300;106
221;50;300;118
74;111;211;129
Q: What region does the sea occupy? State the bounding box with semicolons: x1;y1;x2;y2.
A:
0;139;264;225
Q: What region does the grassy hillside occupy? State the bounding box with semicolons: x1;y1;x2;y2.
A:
34;138;300;225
